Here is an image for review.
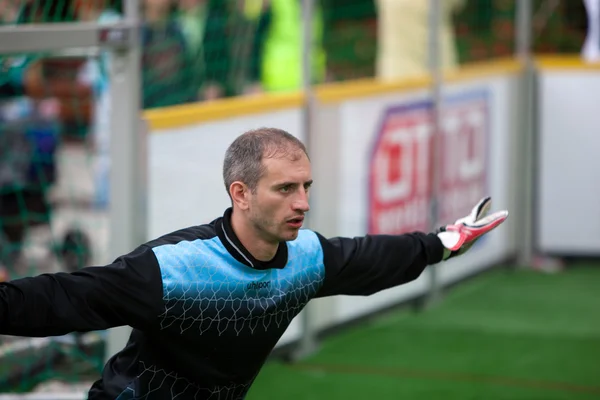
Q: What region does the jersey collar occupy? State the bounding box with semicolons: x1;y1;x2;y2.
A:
216;208;288;270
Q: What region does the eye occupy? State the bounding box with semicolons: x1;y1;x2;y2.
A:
280;185;292;193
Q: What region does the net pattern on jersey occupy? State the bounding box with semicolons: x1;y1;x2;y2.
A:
153;231;325;336
119;232;324;399
122;362;254;400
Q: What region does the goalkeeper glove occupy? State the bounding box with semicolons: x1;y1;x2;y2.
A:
436;197;508;260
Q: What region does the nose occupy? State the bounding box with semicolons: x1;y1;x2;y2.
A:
292;191;310;213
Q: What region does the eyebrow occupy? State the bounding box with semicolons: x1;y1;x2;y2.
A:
275;180;313;187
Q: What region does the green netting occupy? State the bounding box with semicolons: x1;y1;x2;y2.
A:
316;0;589;82
1;1;110;395
454;0;587;63
0;0;593;396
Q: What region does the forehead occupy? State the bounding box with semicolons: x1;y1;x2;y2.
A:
261;152;311;183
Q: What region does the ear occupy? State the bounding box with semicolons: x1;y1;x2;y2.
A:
229;181;250;210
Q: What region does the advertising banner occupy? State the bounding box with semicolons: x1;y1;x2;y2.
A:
368;91;489;235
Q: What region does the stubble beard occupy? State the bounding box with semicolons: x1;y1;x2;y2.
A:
249;207;282;244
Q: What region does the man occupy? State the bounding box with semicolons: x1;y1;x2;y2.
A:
247;0;327;93
0;128;508;399
375;0;465;80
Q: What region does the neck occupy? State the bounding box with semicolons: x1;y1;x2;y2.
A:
230;209;279;262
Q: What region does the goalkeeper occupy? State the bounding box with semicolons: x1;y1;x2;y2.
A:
0;128;508;399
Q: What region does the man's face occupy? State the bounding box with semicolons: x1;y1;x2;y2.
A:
247;151;312;243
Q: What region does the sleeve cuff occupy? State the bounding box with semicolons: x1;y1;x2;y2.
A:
426;233;446;264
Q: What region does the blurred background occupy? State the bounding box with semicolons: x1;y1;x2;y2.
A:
0;0;599;399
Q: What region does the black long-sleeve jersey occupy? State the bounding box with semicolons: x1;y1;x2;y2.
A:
0;208;444;399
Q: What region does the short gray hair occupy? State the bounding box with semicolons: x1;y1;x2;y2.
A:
223;128;308;197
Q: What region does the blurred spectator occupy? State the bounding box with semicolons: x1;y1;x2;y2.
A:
17;0;86;130
0;0;68;270
176;0;211;99
175;0;272;100
74;0;122;209
0;0;19;24
77;0;196;206
227;0;266;97
452;0;513;63
531;0;587;55
142;0;198;108
242;0;270;94
247;0;327;93
375;0;465;80
582;0;600;62
175;0;230;100
178;0;208;54
319;0;377;81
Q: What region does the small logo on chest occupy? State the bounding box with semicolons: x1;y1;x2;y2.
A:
247;281;271;290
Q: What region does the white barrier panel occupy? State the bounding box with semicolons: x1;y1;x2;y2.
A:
148;107;305;346
312;74;519;324
312;90;432;325
437;76;519;283
537;68;600;255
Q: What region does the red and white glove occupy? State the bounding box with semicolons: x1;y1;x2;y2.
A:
437;197;508;260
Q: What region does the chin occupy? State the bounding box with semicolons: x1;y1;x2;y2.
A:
281;231;300;242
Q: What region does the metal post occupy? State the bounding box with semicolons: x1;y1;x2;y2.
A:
293;0;319;361
0;22;123;53
515;0;535;268
425;0;443;307
105;0;144;362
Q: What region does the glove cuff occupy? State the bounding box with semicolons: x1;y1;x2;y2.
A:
436;227;463;260
424;232;448;264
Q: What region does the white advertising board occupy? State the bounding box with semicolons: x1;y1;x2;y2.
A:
437;76;520;283
537;70;600;254
313;75;519;323
148;108;305;346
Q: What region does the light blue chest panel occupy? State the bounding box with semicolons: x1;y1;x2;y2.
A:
151;230;325;337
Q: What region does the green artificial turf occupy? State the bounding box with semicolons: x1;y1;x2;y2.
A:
248;264;600;399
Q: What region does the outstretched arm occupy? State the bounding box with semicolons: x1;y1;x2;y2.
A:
316;231;444;297
0;245;164;337
315;197;508;297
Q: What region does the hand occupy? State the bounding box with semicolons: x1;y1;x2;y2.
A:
436;197;508;260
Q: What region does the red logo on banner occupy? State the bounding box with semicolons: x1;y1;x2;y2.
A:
368;92;488;234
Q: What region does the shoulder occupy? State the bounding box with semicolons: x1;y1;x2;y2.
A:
144;220;218;250
144;220;224;270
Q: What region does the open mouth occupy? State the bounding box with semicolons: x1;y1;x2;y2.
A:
286;217;304;228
